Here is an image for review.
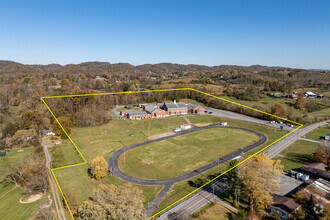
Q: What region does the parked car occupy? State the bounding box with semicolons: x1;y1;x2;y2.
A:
204;110;208;113
277;121;283;124
269;121;275;124
287;123;293;127
208;112;213;114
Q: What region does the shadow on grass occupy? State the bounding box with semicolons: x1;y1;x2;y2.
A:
284;153;314;163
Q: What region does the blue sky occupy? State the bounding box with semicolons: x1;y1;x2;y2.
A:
0;0;329;69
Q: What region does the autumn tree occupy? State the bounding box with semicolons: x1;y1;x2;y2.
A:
294;93;306;111
35;205;53;220
11;129;38;148
76;184;145;220
22;109;43;130
314;142;330;165
238;154;284;214
270;103;286;119
52;116;72;139
91;156;108;180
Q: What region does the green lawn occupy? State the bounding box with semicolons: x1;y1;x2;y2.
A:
48;140;84;168
186;114;222;125
53;164;162;209
0;147;35;179
273;156;305;172
280;140;319;163
120;128;258;180
0;187;41;220
194;202;231;220
68;117;186;164
304;126;330;141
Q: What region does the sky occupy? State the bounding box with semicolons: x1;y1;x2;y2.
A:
0;0;329;69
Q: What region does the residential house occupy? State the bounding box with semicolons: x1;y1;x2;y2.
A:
269;195;300;220
304;91;317;98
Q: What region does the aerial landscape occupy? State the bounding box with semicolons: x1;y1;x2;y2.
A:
0;1;329;220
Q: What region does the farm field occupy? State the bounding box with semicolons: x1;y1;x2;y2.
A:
0;147;35;179
53;164;162;207
0;187;41;220
274;140;319;171
304;126;330;141
119;128;258;180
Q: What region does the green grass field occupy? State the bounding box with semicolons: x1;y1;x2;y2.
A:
68;117;187;164
53;164;162;208
119;128;258;180
194;202;231;220
0;147;35;179
0;187;41;220
304;126;330;141
273;140;319;171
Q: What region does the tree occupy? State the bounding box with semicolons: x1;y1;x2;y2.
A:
270;103;286;119
11;129;38;148
77;184;145;220
35;206;53;220
294;93;306;111
314;143;330;165
52;116;72;139
225;159;241;205
238;154;284;213
22;109;43;130
23;156;48;194
91;156;108;180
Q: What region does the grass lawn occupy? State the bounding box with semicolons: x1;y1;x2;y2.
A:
120;128;258;180
186;114;222;125
68;117;186;164
194;202;231;220
273;156;305;172
48;140;84;168
280;140;319;163
0;147;35;179
304;126;330;141
273;140;320;171
53;164;162;209
0;187;41;219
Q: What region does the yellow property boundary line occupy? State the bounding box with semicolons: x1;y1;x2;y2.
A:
41;88;303;220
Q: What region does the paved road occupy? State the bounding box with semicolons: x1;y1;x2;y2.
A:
204;106;294;132
266;120;329;159
158;179;228;220
108;124;266;216
43;142;66;220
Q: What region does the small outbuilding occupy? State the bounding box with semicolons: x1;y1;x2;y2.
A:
325;133;330;141
180;124;192;129
221;122;228;126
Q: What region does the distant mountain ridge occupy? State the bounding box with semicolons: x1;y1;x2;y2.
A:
0;60;311;75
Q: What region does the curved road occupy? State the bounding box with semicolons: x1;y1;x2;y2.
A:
108;123;267;216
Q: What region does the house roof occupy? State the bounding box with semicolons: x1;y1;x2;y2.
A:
165;102;187;109
187;104;198;109
128;111;150;116
145;106;158;113
122;110;138;114
326;133;330;137
272;195;299;214
305;91;317;96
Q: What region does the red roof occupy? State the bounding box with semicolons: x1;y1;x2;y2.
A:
184;124;190;126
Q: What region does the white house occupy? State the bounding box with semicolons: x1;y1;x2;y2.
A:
304;91;317;98
180;124;192;129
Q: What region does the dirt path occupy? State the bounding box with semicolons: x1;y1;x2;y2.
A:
0;185;18;200
20;193;43;203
